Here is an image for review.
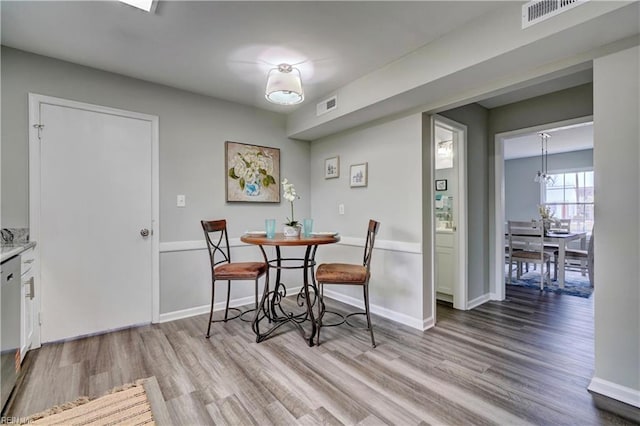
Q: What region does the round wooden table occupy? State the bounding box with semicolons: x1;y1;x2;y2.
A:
240;232;340;346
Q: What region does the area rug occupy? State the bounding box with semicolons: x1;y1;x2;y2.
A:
505;267;593;298
22;378;165;425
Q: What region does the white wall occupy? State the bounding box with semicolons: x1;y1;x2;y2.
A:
1;47;311;316
590;45;640;406
309;114;424;328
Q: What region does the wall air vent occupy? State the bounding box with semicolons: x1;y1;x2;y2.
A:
522;0;589;29
316;95;337;116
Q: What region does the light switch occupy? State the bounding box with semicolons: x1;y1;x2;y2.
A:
177;195;186;207
339;204;345;215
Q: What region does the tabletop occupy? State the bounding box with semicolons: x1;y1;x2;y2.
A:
241;233;340;246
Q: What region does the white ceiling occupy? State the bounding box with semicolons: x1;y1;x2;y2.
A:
504;122;594;160
2;0;611;145
1;1;505;113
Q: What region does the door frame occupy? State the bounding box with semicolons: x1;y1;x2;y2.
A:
491;115;592;300
28;93;160;347
432;114;468;311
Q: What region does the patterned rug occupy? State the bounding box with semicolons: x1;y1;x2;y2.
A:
505;266;593;298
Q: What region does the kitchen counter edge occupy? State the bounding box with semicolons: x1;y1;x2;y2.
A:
1;241;37;264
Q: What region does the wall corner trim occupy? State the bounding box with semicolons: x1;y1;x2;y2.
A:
467;293;491;310
588;377;640;408
422;316;435;331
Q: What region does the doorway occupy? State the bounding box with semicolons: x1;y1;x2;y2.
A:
29;94;160;344
432;115;468;311
492;116;593;299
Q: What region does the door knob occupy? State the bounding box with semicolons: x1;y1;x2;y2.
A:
140;228;150;237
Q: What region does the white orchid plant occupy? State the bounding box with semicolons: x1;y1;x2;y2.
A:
282;178;300;226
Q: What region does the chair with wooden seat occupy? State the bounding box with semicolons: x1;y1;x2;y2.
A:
315;219;380;348
507;220;551;290
201;219;267;338
554;229;594;287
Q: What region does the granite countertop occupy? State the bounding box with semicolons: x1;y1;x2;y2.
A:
1;241;37;263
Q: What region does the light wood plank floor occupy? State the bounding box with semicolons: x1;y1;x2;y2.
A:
6;286;635;425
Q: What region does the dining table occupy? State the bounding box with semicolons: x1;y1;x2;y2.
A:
240;232;340;346
544;231;587;288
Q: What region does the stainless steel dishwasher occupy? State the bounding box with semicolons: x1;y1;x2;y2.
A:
1;255;21;411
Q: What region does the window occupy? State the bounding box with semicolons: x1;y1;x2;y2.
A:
543;170;594;234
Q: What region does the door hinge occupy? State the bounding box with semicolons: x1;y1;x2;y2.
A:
33;124;45;140
38;312;43;325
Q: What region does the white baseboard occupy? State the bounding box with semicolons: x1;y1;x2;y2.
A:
588;377;640;408
490;292;504;301
159;294;256;323
423;316;435;331
322;288;424;330
467;293;491;310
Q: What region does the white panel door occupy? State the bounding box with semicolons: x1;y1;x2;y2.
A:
39;103;153;342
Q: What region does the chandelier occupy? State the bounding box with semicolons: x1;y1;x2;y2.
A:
534;132;554;185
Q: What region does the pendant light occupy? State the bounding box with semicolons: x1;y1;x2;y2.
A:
265;64;304;105
534;132;554;185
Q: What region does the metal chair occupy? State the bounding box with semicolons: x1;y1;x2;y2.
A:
507;220;551;290
315;219;380;348
201;219;267;338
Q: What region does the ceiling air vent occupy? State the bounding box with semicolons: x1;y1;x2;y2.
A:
522;0;589;29
316;95;337;116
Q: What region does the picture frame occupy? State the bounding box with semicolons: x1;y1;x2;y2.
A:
324;156;340;179
225;141;280;203
435;179;447;191
350;162;368;187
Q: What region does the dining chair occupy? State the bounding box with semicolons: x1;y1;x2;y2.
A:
539;218;571;273
554;228;594;287
507;220;551;290
201;219;267;338
315;219;380;348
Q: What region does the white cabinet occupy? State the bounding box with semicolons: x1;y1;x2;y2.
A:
20;248;35;362
436;231;454;301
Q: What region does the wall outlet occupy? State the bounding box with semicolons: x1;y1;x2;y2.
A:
339;204;345;215
177;194;186;207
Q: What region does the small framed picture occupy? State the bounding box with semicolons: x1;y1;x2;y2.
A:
435;179;447;191
350;163;368;187
325;156;339;179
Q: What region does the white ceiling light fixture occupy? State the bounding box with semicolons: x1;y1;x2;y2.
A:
118;0;157;13
265;64;304;105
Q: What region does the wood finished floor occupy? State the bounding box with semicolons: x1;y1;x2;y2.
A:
7;286;635;425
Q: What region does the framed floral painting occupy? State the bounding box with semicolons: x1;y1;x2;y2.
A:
225;141;280;203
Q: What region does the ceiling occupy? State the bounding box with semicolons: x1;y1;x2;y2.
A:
1;1;509;113
504;122;593;160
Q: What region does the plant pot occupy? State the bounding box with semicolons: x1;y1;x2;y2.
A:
283;224;301;237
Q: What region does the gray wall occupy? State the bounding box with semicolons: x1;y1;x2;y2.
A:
505;149;593;221
309;113;424;325
1;47;311;314
440;104;490;301
592;46;639;395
